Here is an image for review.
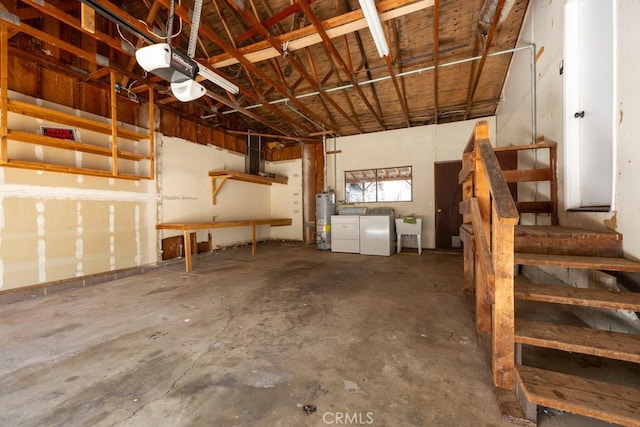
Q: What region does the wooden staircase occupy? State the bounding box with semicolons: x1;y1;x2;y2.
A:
459;121;640;426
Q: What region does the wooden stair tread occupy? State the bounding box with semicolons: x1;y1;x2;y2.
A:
515;319;640;363
514;279;640;311
515;365;640;427
515;225;622;241
514;253;640;272
514;225;623;257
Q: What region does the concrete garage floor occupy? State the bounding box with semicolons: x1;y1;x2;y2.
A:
0;242;617;426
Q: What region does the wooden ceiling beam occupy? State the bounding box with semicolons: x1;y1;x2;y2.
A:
432;0;440;124
18;0;135;56
2;17;101;64
383;23;410;128
13;1;79;21
223;0;359;132
342;1;385;124
305;47;339;130
212;0;298;136
123;0;161;83
317;42;362;132
237;0;318;43
226;130;319;143
157;0;332;136
297;0;385;131
210;0;246;114
254;0;290;38
148;0;315;135
464;0;506;119
210;0;434;68
219;0;303;126
204;89;291;136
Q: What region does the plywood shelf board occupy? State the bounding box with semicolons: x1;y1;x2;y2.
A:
209;170;287;204
3;90;153;179
7;130;151;161
209;169;288;185
8;99;149;140
3;159;147;180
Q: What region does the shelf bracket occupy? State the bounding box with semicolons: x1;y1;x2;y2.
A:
211;175;230;204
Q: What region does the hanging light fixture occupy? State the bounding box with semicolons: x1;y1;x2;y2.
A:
358;0;389;57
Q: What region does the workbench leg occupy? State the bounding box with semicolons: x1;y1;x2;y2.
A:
251;225;257;256
183;230;192;272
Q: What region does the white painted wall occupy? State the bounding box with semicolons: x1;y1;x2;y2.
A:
326;118;496;249
496;0;640;259
269;159;304;241
0;97;302;292
0;167;156;291
157;135;302;249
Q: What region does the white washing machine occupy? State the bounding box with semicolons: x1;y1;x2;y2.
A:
330;215;360;253
359;208;395;256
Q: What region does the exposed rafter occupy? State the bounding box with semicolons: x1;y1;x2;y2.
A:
432;0;440;123
209;0;434;68
297;0;385;131
1;0;529;139
464;0;506;119
223;0;361;132
383;21;410;127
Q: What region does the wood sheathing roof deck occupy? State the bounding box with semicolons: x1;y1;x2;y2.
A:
2;0;529;143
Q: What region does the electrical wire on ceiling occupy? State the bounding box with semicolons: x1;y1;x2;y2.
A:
116;25;135;51
137;17;182;40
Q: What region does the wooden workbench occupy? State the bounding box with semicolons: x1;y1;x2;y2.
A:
156;218;292;272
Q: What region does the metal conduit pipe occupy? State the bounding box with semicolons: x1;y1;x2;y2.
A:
333;134;338;194
323;133;328;193
222;44;538;140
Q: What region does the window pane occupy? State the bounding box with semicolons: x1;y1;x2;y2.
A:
345;166;412;203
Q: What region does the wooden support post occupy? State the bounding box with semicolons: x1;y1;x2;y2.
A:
183;230;192;273
0;23;8;164
460;227;475;292
148;86;155;180
491;205;516;390
460;152;474;293
251;224;257;256
549;144;559;225
475;253;491;333
474;145;491;333
109;71;118;176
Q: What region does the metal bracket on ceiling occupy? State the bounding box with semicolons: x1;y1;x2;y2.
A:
187;0;204;58
0;10;20;26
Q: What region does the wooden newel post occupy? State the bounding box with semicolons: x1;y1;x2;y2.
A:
491;204;517;390
474;132;492;334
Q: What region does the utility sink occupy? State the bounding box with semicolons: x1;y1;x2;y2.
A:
395;218;422;235
395;218;422;255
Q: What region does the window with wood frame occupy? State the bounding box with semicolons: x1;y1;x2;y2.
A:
344;166;412;203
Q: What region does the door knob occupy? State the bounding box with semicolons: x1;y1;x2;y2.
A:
574;111;585;118
437;208;442;213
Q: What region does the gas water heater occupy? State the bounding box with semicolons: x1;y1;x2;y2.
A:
316;193;335;250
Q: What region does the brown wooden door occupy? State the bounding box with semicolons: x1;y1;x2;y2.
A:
434;152;518;250
434;161;463;249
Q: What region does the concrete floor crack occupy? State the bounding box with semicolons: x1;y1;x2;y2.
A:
110;359;198;426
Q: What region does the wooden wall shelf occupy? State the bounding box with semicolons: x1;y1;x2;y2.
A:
1;71;155;180
209;170;288;204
